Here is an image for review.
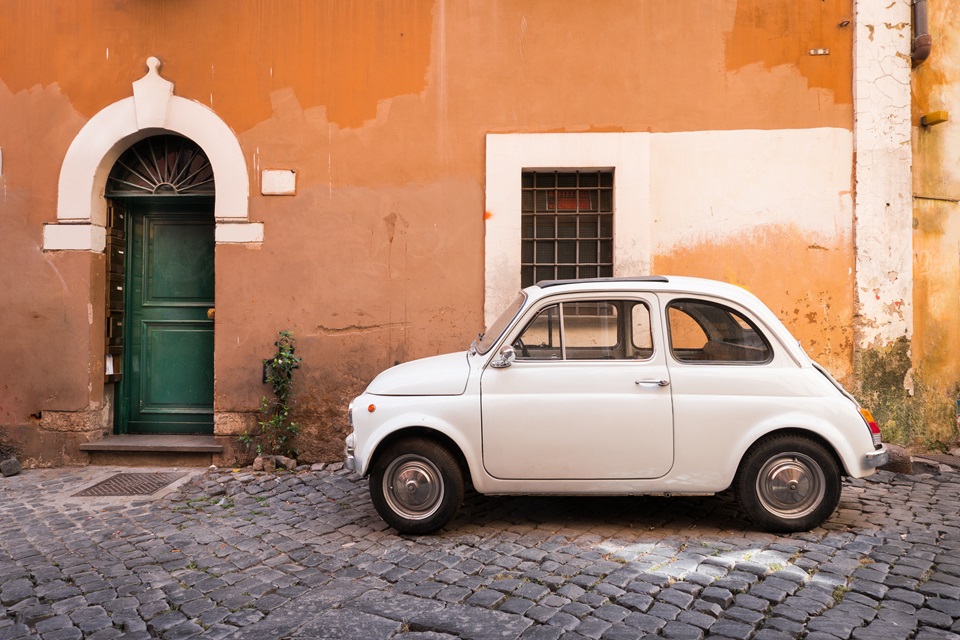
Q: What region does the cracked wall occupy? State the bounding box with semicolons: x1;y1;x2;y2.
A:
853;0;914;349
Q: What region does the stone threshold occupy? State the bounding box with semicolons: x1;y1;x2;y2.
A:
80;434;222;454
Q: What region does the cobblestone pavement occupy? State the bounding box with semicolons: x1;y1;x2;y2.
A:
1;464;960;640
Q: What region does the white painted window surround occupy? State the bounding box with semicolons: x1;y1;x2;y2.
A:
485;133;651;326
43;57;257;251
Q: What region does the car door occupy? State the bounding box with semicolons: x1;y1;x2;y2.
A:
480;295;674;480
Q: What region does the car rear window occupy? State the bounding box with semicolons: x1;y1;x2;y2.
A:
667;299;772;364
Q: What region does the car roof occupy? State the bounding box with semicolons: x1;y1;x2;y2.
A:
531;275;757;301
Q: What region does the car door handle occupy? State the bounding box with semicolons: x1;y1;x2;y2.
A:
635;379;670;387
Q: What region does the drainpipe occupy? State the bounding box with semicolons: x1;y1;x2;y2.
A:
912;0;932;67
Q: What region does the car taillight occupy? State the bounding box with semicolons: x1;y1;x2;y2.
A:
860;408;882;447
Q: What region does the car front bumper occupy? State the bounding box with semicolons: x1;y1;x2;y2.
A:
864;445;889;469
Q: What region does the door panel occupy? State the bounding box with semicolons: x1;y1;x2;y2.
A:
120;202;215;434
480;362;674;480
145;220;216;303
141;322;214;411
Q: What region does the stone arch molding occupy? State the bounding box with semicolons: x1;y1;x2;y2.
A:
43;56;261;251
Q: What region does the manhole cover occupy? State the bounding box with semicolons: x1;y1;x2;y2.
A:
73;472;185;497
913;453;960;467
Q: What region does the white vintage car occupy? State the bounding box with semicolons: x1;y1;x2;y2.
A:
345;277;887;534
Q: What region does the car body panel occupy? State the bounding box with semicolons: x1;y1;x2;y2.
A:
366;352;471;396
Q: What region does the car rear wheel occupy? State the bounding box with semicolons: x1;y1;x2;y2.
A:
735;435;841;532
369;438;464;534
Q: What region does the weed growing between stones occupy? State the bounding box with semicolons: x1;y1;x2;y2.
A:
240;330;302;458
832;584;849;603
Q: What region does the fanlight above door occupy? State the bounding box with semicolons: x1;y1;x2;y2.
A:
107;135;214;196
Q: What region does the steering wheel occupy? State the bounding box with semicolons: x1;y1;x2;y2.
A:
514;337;530;358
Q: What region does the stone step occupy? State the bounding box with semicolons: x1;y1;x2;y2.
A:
80;435;223;467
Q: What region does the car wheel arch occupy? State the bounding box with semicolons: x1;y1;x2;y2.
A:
368;426;472;484
734;428;846;484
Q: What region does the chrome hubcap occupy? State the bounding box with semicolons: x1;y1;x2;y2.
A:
756;452;825;519
383;455;444;521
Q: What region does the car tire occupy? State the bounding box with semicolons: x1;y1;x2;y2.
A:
369;438;464;535
735;434;841;533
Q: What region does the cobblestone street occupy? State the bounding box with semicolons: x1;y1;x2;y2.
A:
1;464;959;640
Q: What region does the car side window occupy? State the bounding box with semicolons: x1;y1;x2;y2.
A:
514;300;652;361
564;302;619;360
667;299;772;363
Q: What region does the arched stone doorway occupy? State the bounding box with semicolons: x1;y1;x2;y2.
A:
41;57;259;451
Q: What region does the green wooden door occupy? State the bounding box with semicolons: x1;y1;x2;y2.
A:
118;202;215;434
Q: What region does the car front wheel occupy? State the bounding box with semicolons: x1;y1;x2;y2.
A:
369;438;464;534
735;435;841;532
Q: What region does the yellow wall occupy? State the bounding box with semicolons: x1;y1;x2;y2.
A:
913;2;960;391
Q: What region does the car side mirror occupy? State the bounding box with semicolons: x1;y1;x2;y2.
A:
491;345;516;369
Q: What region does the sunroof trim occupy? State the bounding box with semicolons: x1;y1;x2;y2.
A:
536;276;669;288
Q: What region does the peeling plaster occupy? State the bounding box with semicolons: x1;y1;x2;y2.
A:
854;0;913;348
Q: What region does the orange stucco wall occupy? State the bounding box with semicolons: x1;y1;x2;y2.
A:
0;0;856;464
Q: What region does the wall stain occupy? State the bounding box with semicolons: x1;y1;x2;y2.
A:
725;0;853;105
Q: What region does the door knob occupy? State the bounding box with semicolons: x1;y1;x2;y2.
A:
207;308;216;320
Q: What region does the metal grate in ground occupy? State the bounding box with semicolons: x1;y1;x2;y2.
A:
73;472;185;497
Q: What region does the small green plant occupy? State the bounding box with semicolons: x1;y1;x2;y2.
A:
832;584;850;603
240;330;302;458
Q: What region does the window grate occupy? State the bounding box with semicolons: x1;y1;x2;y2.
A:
521;170;613;288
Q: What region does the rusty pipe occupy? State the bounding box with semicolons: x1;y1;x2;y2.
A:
912;0;931;67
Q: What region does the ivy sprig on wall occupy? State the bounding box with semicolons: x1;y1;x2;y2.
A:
240;331;302;458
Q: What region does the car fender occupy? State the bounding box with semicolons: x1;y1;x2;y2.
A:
355;409;482;480
721;410;870;484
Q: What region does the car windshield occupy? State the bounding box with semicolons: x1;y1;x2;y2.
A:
474;293;526;355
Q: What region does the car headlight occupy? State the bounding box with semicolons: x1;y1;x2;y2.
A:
347;400;355;429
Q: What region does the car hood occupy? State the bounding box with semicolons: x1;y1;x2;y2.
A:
366;351;471;396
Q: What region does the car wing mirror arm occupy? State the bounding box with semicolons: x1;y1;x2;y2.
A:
490;345;517;369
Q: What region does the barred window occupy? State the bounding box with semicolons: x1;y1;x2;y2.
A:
521;170;614;288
